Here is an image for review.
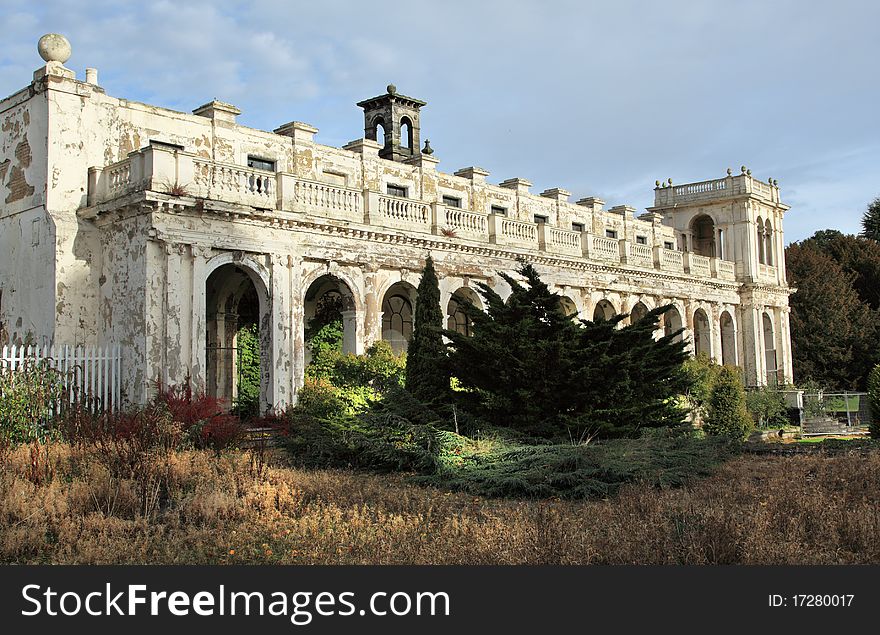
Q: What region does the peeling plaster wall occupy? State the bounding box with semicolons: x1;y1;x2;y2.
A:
0;86;54;346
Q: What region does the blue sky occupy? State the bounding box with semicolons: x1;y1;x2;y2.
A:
2;0;878;243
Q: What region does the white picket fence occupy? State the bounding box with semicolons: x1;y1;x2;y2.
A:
0;344;122;413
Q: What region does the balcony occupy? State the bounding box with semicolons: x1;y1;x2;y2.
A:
653;172;781;207
86;142;741;284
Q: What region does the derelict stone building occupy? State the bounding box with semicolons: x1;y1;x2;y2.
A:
0;35;793;411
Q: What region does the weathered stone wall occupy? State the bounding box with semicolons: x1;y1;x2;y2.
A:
0;85;54;346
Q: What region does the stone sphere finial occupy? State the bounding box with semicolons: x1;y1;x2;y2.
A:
667;178;673;185
746;169;751;175
387;84;397;95
773;179;778;186
741;165;747;174
38;33;71;64
727;168;732;176
655;180;660;187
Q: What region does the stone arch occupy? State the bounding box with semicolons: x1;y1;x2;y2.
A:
447;287;482;336
629;301;649;324
204;257;272;415
559;295;578;320
720;309;737;366
303;274;358;367
763;312;777;384
400;116;414;150
693;307;712;357
593;299;616;321
382;281;417;354
690;214;716;257
662;304;684;343
371;116;387;148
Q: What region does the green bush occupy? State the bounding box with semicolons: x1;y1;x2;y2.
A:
417;430;740;499
868;364;880;439
704;366;753;439
234;323;261;420
681;353;721;418
745;385;789;428
0;359;65;443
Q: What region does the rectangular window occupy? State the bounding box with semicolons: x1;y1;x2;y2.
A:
664;241;675;250
490;205;507;216
247;156;276;172
571;222;584;233
442;195;462;208
534;214;548;225
605;229;618;239
386;184;408;198
636;235;648;245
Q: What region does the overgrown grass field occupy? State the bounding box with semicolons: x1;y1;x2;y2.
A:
3;441;880;565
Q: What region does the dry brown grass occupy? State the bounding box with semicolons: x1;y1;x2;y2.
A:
2;442;880;564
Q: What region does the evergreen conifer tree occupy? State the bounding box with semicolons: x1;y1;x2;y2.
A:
444;261;690;438
862;198;880;242
404;255;449;401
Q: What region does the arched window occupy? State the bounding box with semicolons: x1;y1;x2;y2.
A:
630;301;648;324
400;117;413;151
763;312;777;385
693;308;711;357
663;305;683;343
593;299;616;322
690;215;716;257
756;216;765;264
764;219;774;266
447;288;481;336
372;118;387;148
382;283;416;354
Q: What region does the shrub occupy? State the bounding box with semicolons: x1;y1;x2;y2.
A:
745;385;789;428
704;366;753;439
154;380;244;453
868;364;880;439
681;353;721;419
444;262;690;439
0;358;65;443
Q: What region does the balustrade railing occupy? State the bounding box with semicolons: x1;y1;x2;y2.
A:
290;178;362;221
589;235;620;261
377;194;431;229
548;227;582;256
89;150;746;283
661;248;684;271
629;243;653;265
686;253;711;277
443;207;488;238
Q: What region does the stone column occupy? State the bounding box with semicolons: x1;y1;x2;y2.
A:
363;269;382;346
269;253;294;410
710;304;723;364
190;245;212;393
341;310;359;356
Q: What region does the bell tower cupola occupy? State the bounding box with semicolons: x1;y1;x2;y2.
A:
357;84;426;162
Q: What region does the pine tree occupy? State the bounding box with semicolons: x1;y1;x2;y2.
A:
444;261;690;438
404;255;449;401
861;198;880;243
